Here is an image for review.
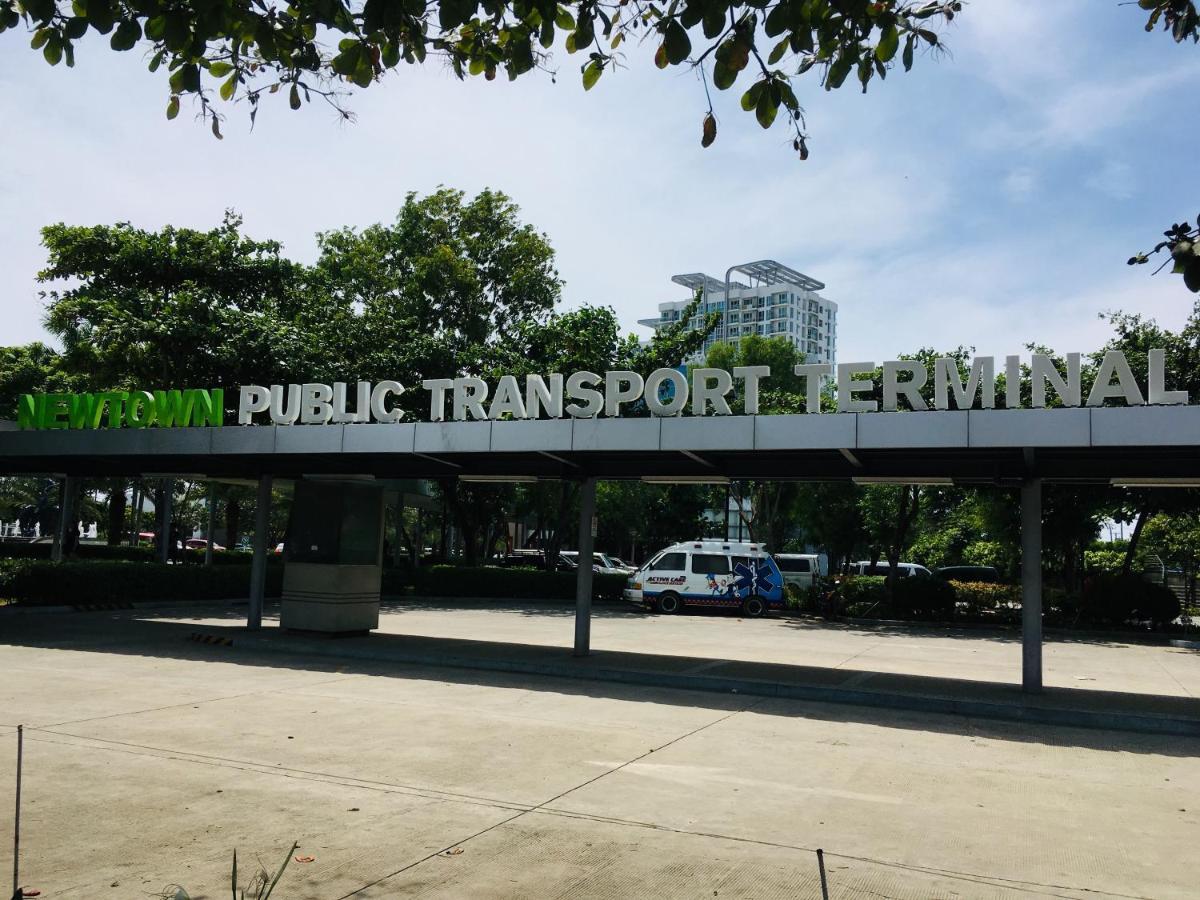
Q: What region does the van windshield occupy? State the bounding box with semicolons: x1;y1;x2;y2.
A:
648;552;686;572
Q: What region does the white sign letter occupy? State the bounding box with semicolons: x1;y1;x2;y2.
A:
1148;348;1187;405
526;374;564;419
883;361;929;411
644;368;688;416
565;371;604;418
269;384;301;425
733;365;770;415
489;375;528;420
238;385;269;425
453;377;489;421
423;379;453;422
604;370;645;417
370;381;404;423
934;357;994;410
837;363;877;413
1086;351;1144;407
690;368;733;416
300;383;334;424
794;364;832;414
1031;353;1081;408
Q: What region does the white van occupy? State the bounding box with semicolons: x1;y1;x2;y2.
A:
774;553;825;589
624;540;785;617
849;560;932;578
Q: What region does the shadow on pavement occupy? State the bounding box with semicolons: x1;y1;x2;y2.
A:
1;604;1197;755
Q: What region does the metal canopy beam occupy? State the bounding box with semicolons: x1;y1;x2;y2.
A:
3;409;1200;484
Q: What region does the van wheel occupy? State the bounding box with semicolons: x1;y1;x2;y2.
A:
657;592;682;615
741;595;766;618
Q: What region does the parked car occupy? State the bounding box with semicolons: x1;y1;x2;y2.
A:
849;560;932;578
561;551;635;575
497;551;575;572
624;540;784;617
184;538;225;552
935;565;1001;583
774;553;825;589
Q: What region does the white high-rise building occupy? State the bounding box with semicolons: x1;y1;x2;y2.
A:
637;260;837;365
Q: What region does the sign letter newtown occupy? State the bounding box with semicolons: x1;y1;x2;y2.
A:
15;350;1187;430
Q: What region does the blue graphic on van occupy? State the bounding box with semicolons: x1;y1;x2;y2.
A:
726;559;781;602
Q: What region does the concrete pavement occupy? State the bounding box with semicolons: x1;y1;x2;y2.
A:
1;606;1198;898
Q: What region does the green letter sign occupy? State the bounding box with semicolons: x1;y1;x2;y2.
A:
16;389;225;430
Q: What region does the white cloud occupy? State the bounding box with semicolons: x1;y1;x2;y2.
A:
1003;167;1037;200
1084;159;1136;200
1;1;1198;369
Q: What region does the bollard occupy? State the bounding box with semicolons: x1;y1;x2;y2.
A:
12;724;22;900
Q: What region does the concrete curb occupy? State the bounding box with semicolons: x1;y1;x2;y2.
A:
0;597;251;616
218;630;1200;738
390;595;633;607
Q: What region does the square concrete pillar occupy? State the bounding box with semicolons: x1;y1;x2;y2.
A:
280;478;384;634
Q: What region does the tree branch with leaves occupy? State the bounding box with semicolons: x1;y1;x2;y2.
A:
2;0;958;152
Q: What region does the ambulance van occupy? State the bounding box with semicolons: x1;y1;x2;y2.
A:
624;540;785;617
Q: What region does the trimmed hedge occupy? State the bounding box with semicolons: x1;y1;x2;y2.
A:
403;565;628;602
0;542;155;562
950;581;1021;615
0;559;282;606
891;575;956;621
0;542;277;568
1082;574;1182;626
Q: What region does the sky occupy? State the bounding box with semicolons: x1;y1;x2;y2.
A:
2;1;1199;363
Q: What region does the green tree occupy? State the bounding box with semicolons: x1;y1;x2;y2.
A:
1;0;960;154
705;335;808;550
311;188;563;418
40;212;312;390
39;213;315;548
0;342;79;419
791;481;862;572
596;480;711;563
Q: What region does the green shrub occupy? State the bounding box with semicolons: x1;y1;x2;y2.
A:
409;565;628;602
962;539;1011;571
1082;574;1181;627
181;548;263;566
843;598;895;618
0;542;274;567
0;559;282;606
837;575;888;605
784;581;826;612
890;575;957;621
1083;549;1126;576
0;541;156;562
821;575;887;618
951;581;1020;616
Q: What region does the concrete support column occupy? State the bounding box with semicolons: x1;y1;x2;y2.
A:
157;479;172;564
573;477;597;658
413;510;423;570
52;476;76;563
248;474;272;630
204;482;217;567
1021;478;1043;694
130;479;143;545
393;496;405;568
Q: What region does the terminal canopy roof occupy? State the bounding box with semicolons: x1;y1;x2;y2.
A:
2;408;1200;485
